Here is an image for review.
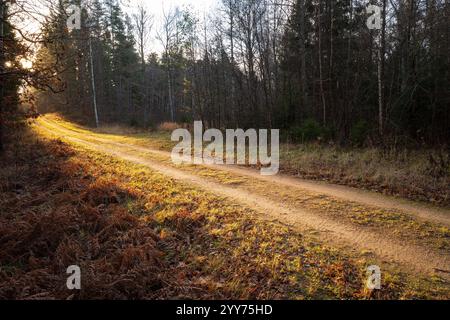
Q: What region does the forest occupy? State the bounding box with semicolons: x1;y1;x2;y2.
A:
0;0;449;302
2;0;449;148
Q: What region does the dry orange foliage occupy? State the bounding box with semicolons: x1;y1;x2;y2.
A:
0;136;164;299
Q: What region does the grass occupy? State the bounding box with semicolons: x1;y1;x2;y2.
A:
43;114;450;207
245;179;450;253
0;119;445;299
36;115;450;253
281;144;450;207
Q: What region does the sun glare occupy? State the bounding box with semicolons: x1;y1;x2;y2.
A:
20;58;33;69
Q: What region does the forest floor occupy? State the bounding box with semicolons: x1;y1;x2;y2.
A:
0;114;449;299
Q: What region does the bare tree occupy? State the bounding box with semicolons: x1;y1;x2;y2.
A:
133;3;153;69
378;0;387;136
157;6;180;122
316;0;327;126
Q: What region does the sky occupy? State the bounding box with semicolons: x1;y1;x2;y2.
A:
15;0;218;59
126;0;216;14
124;0;217;24
124;0;218;54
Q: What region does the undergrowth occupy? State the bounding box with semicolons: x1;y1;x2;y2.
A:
1;123;448;299
45;114;450;206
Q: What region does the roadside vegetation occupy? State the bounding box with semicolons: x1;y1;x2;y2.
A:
280;142;450;207
45;114;450;207
1;120;449;299
36;115;450;258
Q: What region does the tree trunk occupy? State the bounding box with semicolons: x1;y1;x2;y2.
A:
0;0;5;153
89;36;100;128
378;0;387;136
317;0;327;126
299;0;308;120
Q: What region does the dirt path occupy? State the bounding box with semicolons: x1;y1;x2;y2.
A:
36;118;450;276
39;117;450;226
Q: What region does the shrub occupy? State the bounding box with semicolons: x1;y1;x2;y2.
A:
350;120;370;146
129;118;139;127
146;121;157;132
158;122;180;132
289;119;324;143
